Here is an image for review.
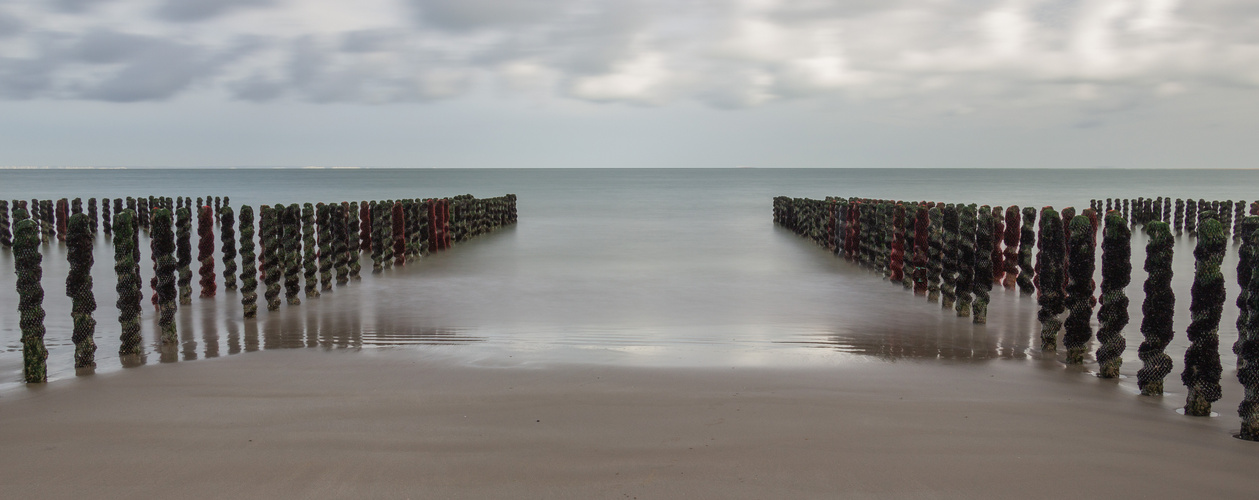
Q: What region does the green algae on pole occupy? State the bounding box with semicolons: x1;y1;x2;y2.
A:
1037;208;1066;352
1064;215;1096;364
302;203;319;299
220;206;237;292
14;218;48;383
198;206;216;298
972;206;994;324
151;209;178;344
261;205;282;311
954;204;977;318
66;214;98;368
1137;222;1175;395
1096;211;1131;378
239;205;258;318
114;210;143;357
1182;215;1226;416
176;208;193;305
1238;223;1259;440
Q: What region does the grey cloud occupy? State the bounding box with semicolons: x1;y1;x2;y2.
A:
408;0;579;31
155;0;275;23
340;30;403;53
0;12;23;38
50;0;116;13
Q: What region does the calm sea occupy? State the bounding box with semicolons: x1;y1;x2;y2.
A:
1;168;1256;389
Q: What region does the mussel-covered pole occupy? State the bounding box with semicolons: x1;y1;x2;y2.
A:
334;203;350;285
1182;215;1226;416
0;199;10;247
955;204;977;318
901;204;916;290
347;202;362;281
392;201;406;267
927;205;943;302
1018;207;1036;295
239;205;258;318
176;208;193;305
1037;208;1066;351
137;197;149;232
941;204;959;309
1002;206;1020;290
1174;199;1185;232
114;210;143;357
889;204;906;284
261;205;282;311
302;203;319;299
87;198;97;234
371;201;387;273
1137;222;1175;395
1096;211;1131;377
1064;215;1096;364
317;203;333;291
1235;216;1259;361
991;206;1004;286
359;201;372;255
1235;202;1248;241
381;201;395;265
66;214;98;367
913;206;929;295
151;209;177;344
220;206;237;292
972;206;993;324
14;217;47;382
1238;221;1259;440
1185;199;1198;235
102;198;112;235
198;206;216;298
284;204;302;305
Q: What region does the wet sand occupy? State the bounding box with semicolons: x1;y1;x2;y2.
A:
1;349;1256;499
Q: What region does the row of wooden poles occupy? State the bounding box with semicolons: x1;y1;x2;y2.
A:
773;195;1259;440
1;194;518;384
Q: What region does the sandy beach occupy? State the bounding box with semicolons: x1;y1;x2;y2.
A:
1;348;1256;499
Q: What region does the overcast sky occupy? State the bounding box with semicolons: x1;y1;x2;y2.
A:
0;0;1255;168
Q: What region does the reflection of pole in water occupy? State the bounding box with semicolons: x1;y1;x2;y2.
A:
244;319;259;352
202;299;220;359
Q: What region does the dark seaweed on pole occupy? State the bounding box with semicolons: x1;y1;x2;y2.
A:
889;204;905;284
239;205;258;318
1002;206;1020;290
1037;208;1066;352
1235;216;1259;360
991;206;1004;286
1182;215;1226;416
114;210;143;357
347;201;362;280
1238;221;1259;440
176;208;193;305
66;214;98;368
940;204;959;310
151;209;177;344
1064;215;1096;364
317;203;333;290
1136;222;1175;395
392;201;406;267
220;206;237;291
0;199;10;247
972;206;993;324
954;204;976;318
284;204;302;305
261;205;282;311
1096;211;1130;377
198;206;216;298
14;218;47;382
302;203;319;299
927;206;943;302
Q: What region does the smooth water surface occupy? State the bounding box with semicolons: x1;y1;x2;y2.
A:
1;168;1256;388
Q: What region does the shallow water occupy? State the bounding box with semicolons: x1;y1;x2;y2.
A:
0;168;1255;389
